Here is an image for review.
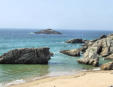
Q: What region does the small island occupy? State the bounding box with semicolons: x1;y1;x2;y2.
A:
34;29;62;34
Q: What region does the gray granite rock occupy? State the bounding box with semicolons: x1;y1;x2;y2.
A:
78;34;113;66
0;47;51;64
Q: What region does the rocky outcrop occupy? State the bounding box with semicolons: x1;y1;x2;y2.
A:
78;34;113;66
78;58;99;67
80;40;94;53
0;47;51;64
101;62;113;70
79;46;88;53
77;47;100;66
66;39;85;44
60;49;81;57
34;29;62;34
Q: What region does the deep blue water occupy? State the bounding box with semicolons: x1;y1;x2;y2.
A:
0;29;113;85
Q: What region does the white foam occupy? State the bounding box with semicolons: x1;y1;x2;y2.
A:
0;83;4;87
81;68;100;72
55;42;64;44
93;67;100;71
6;79;26;87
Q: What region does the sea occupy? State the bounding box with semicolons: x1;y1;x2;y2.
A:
0;29;113;86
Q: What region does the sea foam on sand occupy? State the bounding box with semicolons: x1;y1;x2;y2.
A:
6;79;25;87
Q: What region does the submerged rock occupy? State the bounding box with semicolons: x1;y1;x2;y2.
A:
66;39;85;44
34;29;62;34
60;49;81;57
0;47;51;64
101;62;113;70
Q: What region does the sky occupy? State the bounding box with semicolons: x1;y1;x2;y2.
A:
0;0;112;30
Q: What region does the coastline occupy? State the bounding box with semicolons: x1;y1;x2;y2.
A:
1;30;113;87
8;70;113;87
6;69;82;87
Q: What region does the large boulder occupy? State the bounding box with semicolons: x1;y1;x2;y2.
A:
99;35;113;57
66;39;85;44
60;49;81;57
77;47;100;66
0;47;51;64
78;58;99;67
34;29;62;34
101;62;113;70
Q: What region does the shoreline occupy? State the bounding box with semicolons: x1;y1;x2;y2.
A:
8;70;113;87
4;66;99;87
6;69;82;87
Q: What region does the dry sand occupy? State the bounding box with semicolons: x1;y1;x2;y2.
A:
9;70;113;87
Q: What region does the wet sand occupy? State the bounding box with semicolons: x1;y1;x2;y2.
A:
9;70;113;87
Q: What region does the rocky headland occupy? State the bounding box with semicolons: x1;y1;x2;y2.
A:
34;29;62;34
0;47;52;64
60;34;113;70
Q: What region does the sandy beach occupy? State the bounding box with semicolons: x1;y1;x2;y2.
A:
9;70;113;87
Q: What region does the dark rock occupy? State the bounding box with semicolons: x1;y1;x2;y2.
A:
80;40;95;54
79;46;88;53
34;29;62;34
109;86;113;87
50;52;54;56
0;47;51;64
66;39;85;44
90;35;107;43
101;62;113;70
99;35;107;39
60;49;81;57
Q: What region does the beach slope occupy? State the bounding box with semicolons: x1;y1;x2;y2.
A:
9;70;113;87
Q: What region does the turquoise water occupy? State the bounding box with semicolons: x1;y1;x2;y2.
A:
0;29;113;85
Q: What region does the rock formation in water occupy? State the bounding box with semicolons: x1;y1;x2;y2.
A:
77;46;100;66
0;47;51;64
66;39;85;44
60;49;81;57
34;29;62;34
101;62;113;70
62;34;113;68
77;34;113;66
